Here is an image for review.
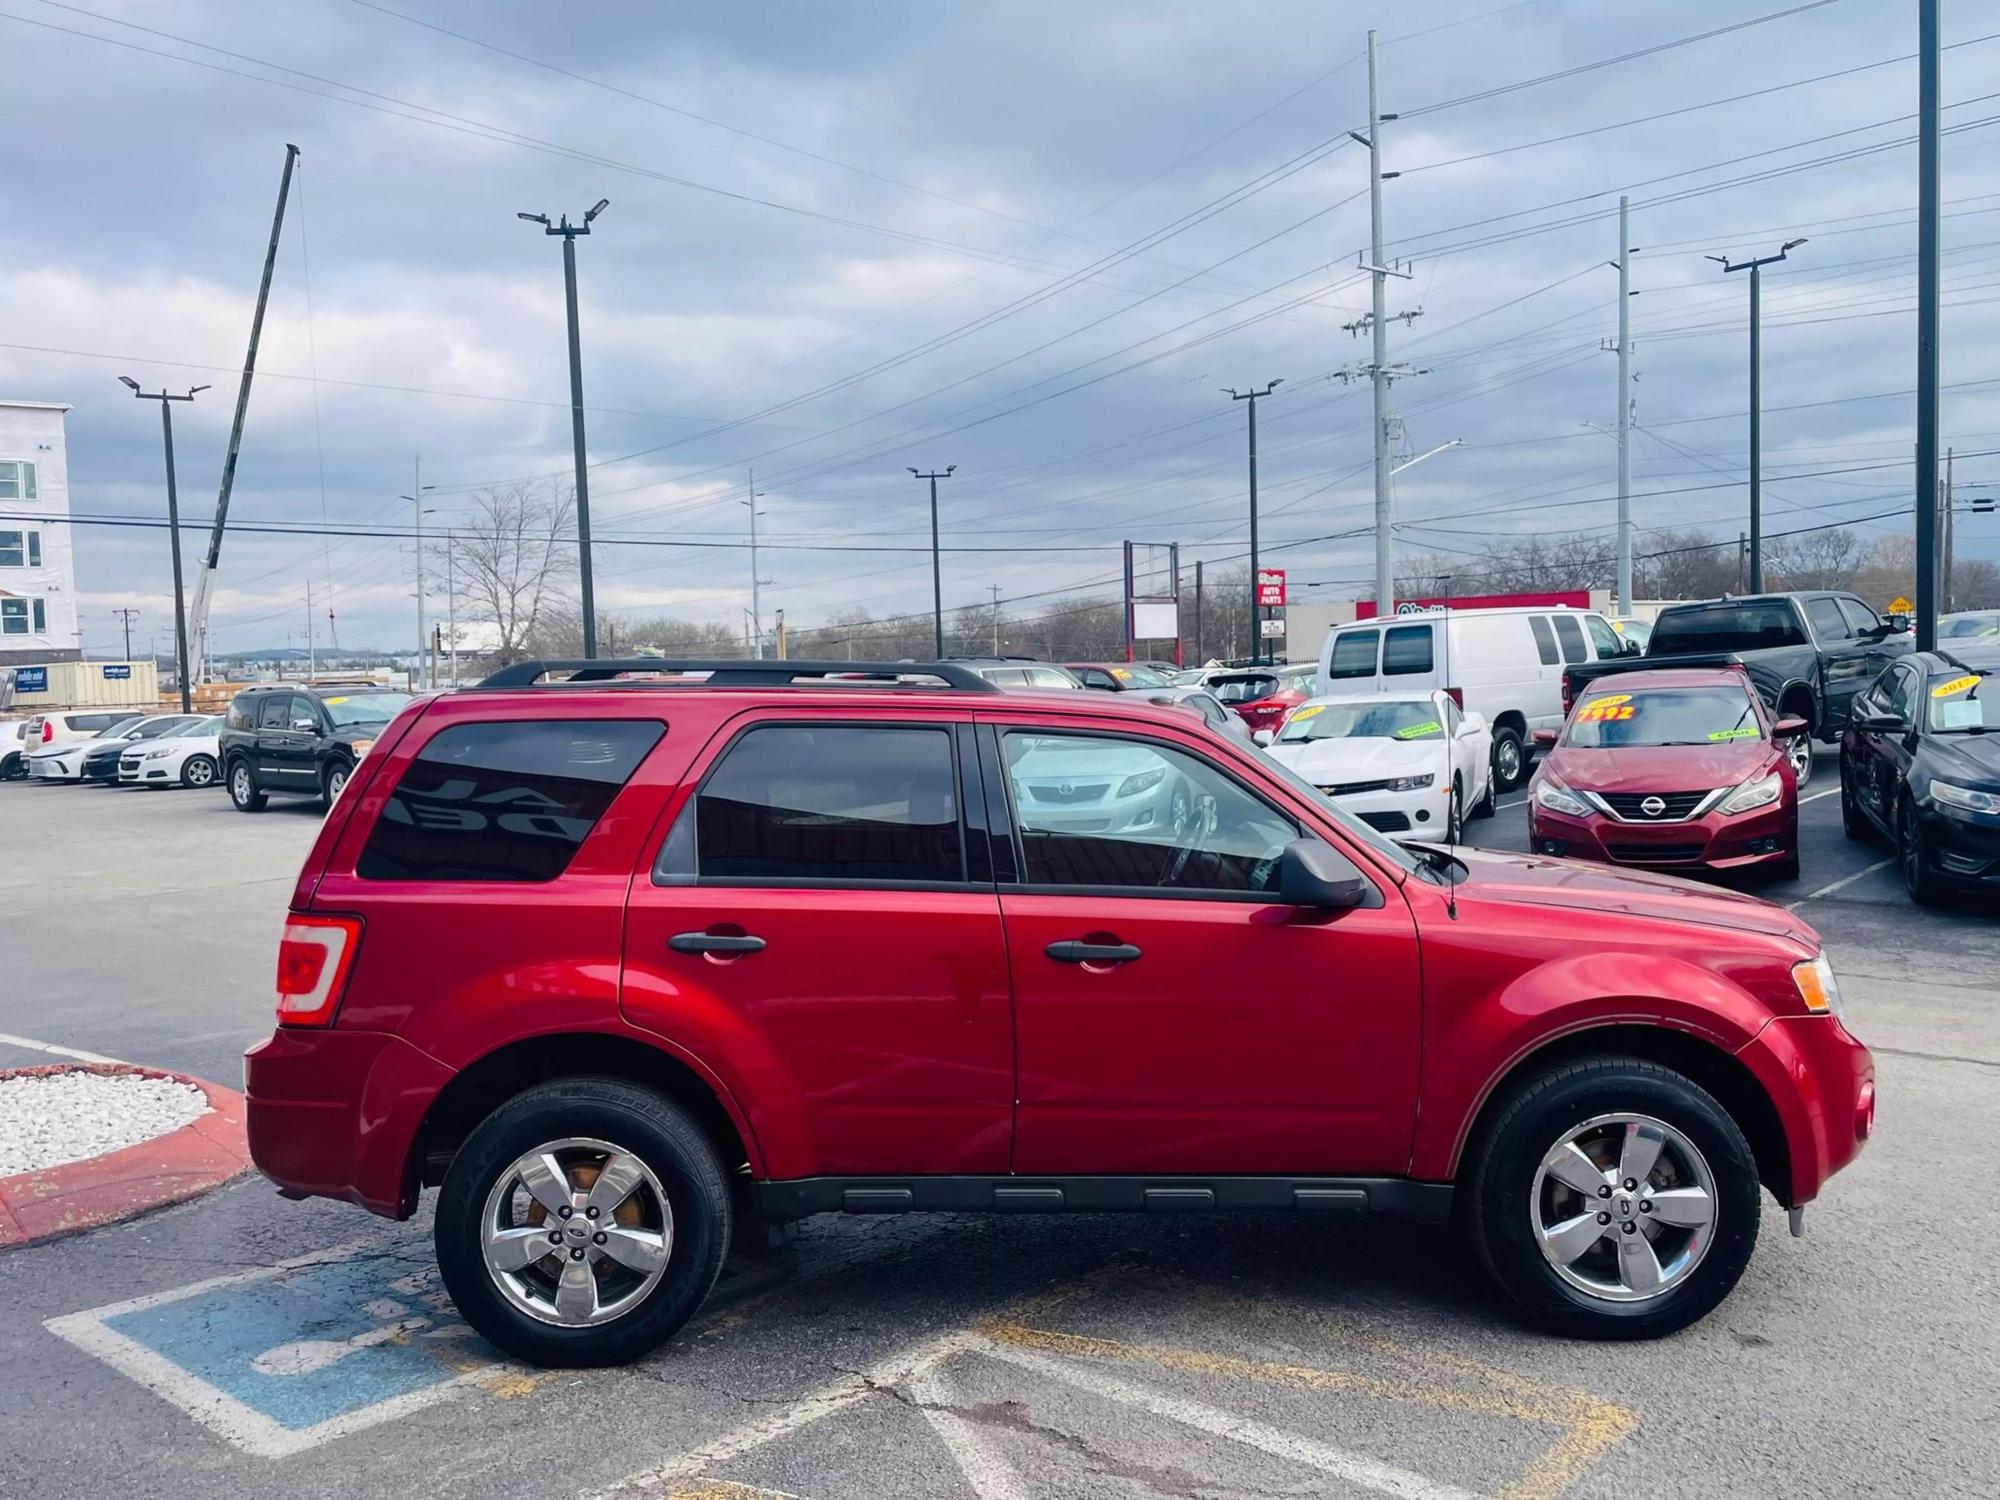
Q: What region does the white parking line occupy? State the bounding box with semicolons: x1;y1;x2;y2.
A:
0;1031;126;1066
1799;785;1841;804
908;1364;1031;1500
1786;858;1895;909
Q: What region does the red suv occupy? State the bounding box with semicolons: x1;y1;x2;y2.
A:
245;658;1873;1366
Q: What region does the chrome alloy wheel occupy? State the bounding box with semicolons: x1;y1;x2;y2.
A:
1531;1113;1717;1303
480;1137;673;1327
1785;734;1813;789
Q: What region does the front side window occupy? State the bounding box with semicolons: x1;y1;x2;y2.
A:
1002;731;1298;894
288;695;324;732
1838;597;1883;636
675;724;963;884
360;719;664;882
0;599;24;634
0;460;36;501
1583;614;1623;659
1527;615;1560;665
1551;614;1587;663
1886;666;1920;724
1564;686;1762;749
1805;598;1851;641
1382;625;1434;675
1327;629;1378;679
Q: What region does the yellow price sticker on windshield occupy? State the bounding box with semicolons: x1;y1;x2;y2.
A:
1707;726;1758;741
324;696;349;705
1576;696;1634;722
1394;720;1442;739
1287;705;1325;722
1111;668;1132;679
1932;674;1981;698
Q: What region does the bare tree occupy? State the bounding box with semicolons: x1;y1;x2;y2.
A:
445;481;577;664
1764;527;1860;591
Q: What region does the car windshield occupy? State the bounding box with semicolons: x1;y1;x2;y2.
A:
93;717;143;738
321;691;412;727
1564;686;1761;748
172;716;223;737
1278;700;1443;743
132;717;189;739
1103;664;1169;688
1927;668;1996;733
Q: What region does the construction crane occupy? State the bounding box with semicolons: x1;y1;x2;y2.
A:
186;143;299;680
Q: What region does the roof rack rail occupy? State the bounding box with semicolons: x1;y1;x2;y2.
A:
477;658;1002;692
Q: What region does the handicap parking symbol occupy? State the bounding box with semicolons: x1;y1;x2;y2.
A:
45;1243;515;1458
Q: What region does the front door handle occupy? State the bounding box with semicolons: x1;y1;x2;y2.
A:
669;931;766;955
1046;940;1141;965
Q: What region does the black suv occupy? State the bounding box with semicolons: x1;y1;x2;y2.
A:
220;683;413;811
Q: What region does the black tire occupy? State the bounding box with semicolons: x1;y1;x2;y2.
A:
321;758;352;806
1471;772;1497;820
1771;846;1800;883
1467;1057;1760;1341
1898;798;1945;907
1490;726;1527;793
181;754;218;790
227;759;267;812
1839;755;1872;843
435;1076;731;1367
0;754;22;782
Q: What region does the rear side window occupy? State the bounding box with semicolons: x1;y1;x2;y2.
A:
358;719;664;883
1327;629;1378;679
1381;625;1434;675
1650;602;1807;653
72;713;125;732
1527;616;1559;665
1551;615;1587;663
226;697;255;730
1805;598;1851;641
674;724;962;884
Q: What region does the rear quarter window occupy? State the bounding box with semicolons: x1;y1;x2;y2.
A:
357;719;665;882
1381;625;1434;675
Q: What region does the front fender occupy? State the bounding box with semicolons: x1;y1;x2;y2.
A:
1410;948;1775;1182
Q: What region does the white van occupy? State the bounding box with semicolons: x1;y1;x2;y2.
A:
1314;606;1631;790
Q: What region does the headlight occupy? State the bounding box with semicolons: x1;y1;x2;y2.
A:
350;739;376;759
142;747;173;760
1534;777;1589;817
1791;953;1842;1015
1718;771;1783;816
1931;779;2000;814
1386;773;1434;792
1116;766;1166;798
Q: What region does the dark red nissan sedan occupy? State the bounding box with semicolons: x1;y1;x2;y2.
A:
1528;668;1806;880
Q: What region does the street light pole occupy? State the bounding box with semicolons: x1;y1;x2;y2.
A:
1709;237;1807;593
908;466;956;658
119;377;207;712
400;460;436;689
519;199;609;657
1226;381;1282;664
744;466;767;659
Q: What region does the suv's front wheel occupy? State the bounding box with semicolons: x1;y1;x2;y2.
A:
1467;1057;1759;1339
435;1077;731;1367
227;760;267;812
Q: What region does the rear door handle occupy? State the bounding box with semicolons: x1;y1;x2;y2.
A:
1046;940;1141;964
669;932;766;955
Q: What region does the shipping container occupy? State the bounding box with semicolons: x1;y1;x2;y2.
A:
0;659;161;711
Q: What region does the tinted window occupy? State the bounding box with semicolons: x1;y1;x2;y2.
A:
359;719;664;882
1527;616;1560;665
686;725;962;883
1805;598;1851;641
1382;625;1434;676
1650;601;1807;653
1583;615;1623;658
1838;598;1883;636
72;713;128;732
1327;630;1378;679
1002;732;1298;894
1551;615;1587;664
226;697;255;731
256;695;291;730
1886;666;1920;723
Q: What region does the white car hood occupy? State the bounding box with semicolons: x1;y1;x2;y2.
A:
1267;736;1442;783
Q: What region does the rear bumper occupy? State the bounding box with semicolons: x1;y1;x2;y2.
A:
1737;1013;1875;1207
1528;798;1795;871
243;1027;455;1219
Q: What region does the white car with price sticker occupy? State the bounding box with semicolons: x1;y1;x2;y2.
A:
117;714;225;789
1262;689;1496;843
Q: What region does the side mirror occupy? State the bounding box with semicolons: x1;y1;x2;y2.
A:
292;717;320;733
1533;728;1560;747
1851;711;1905;734
1278;839;1369;910
1253;728;1275;747
1773;715;1809;739
1623;638;1645;656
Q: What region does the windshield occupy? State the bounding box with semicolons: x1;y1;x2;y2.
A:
132;717;191;740
1256;750;1423;877
172;716;223;737
1105;664;1170;688
1564;686;1761;748
92;717;143;739
1927;668;1996;733
321;691;412;728
1278;700;1443;743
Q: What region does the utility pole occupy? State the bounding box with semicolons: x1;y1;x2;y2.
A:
1709;237;1807;592
112;609;139;662
908;466;956;658
1194;560;1204;663
990;584;1002;655
401;457;435;689
1942;447;1955;614
306;577;316;682
1916;0;1942;650
744;467;766;659
118;378;206;713
1615;195;1635;616
1366;30;1393;617
1226;382;1283;663
445;528;458;687
518;197;609;657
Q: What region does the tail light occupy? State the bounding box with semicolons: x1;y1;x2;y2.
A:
1443;686;1464;708
1560;673;1575;713
39;720;52;743
275;914;362;1026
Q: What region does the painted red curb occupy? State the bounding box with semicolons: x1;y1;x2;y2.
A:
0;1062;251;1249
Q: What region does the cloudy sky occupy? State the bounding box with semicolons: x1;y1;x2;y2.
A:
4;0;1996;657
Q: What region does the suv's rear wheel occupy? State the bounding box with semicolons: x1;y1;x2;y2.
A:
435;1077;731;1367
1467;1057;1759;1339
227;760;266;812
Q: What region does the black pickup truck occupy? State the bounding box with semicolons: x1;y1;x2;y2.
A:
1562;591;1912;742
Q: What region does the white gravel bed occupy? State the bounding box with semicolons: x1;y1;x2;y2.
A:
0;1070;207;1177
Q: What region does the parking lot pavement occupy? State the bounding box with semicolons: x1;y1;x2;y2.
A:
3;763;1997;1499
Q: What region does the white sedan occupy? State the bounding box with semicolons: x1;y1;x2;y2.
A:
117;714;225;789
1261;690;1495;843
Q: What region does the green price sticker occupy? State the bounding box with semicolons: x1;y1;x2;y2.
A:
1706;726;1758;741
1394;720;1442;740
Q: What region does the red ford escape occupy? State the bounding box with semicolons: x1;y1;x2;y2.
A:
245;659;1873;1367
1528;669;1806;880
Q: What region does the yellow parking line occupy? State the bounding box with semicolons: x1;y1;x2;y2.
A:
661;1483;809;1500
